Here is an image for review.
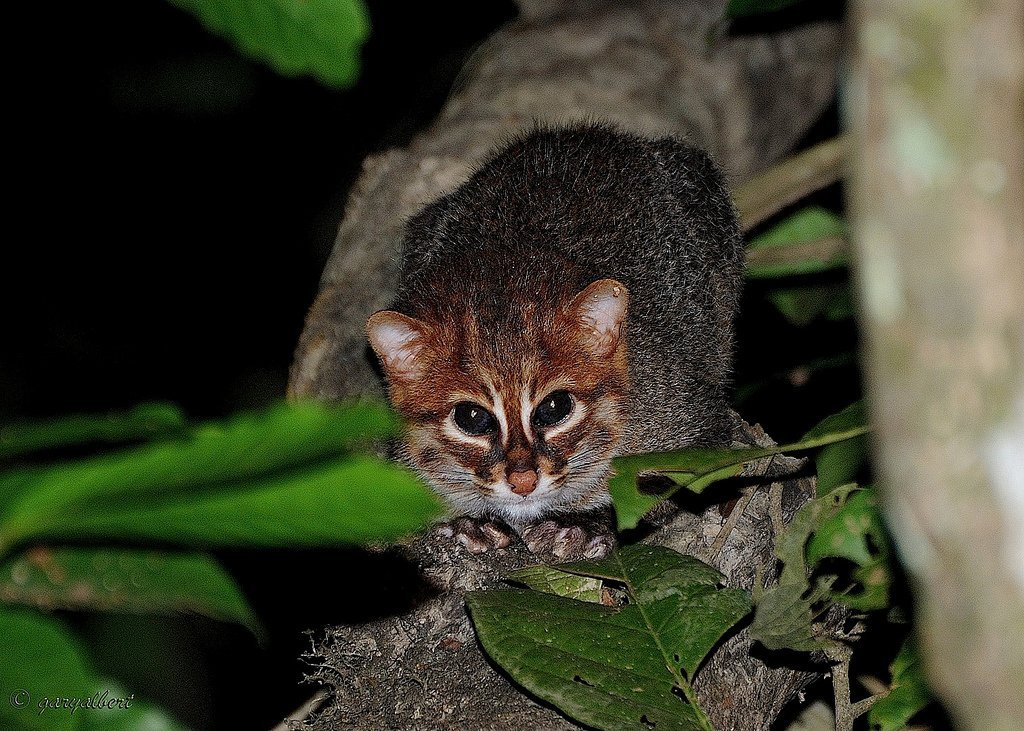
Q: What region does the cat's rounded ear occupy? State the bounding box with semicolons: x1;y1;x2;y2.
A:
566;279;628;356
367;311;429;381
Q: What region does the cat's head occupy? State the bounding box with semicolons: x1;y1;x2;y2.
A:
366;279;630;526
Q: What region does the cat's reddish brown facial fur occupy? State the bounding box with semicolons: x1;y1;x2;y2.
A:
367;279;630;527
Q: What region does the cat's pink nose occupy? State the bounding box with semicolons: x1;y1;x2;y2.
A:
509;470;538;496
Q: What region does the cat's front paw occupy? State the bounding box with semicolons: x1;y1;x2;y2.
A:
521;519;615;561
436;517;515;554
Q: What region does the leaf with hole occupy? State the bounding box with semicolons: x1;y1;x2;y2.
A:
609;402;869;530
807;488;892;610
467;545;751;731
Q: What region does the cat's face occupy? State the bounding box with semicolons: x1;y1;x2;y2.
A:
367;279;630;525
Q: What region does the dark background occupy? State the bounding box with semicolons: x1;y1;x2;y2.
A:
3;2;858;728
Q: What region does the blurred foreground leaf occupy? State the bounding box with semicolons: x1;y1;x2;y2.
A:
168;0;370;87
609;402;869;530
467;546;750;731
1;547;259;635
0;402;440;556
0;404;186;462
0;607;188;731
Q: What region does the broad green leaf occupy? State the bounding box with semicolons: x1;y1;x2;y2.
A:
168;0;370;88
869;639;933;731
0;402;439;556
3;456;440;554
510;565;603;603
746;207;848;279
467;546;750;731
767;282;855;326
0;607;93;731
609;402;869;530
1;547;259;635
0;403;186;462
807;488;892;610
727;0;812;18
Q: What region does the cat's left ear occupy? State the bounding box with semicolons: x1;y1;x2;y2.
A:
366;311;430;381
565;279;628;356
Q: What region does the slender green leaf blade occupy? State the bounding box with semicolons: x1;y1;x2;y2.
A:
746;207;848;279
0;547;259;634
609;402;867;530
609;447;774;530
168;0;370;88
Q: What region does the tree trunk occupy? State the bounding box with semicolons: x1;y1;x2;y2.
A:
848;0;1024;727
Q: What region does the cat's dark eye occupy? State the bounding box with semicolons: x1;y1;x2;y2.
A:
453;402;498;436
533;391;574;428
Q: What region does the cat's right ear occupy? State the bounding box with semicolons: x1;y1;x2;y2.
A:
367;311;429;381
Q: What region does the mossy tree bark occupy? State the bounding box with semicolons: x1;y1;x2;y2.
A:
849;1;1024;727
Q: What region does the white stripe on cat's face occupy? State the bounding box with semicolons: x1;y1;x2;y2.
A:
443;384;584;447
520;390;534;444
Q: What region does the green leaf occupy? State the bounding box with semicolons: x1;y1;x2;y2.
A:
509;565;603;603
816;434;869;495
0;403;186;462
807;488;892;610
869;639;933;731
0;402;440;555
0;607;189;731
0;607;93;731
609;402;869;530
766;282;855;326
0;547;259;635
749;485;856;652
168;0;370;88
467;546;751;731
726;0;813;18
749;577;836;652
746;207;848;279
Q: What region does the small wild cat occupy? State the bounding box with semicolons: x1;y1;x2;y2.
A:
367;124;743;560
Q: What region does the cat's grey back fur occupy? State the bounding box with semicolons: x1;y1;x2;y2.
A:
394;124;744;453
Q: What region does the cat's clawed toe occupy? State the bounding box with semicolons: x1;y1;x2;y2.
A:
437;517;514;554
522;519;615;561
